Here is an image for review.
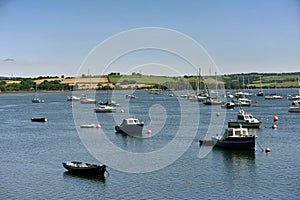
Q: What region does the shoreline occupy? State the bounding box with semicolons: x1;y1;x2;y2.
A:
1;87;299;95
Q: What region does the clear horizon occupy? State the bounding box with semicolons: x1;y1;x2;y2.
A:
1;0;299;77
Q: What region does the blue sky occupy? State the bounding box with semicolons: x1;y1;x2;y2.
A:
0;0;299;77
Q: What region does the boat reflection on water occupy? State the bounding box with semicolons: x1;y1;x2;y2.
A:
214;148;256;160
213;149;256;184
63;171;106;183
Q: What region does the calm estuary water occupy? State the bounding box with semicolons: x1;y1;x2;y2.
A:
0;89;299;199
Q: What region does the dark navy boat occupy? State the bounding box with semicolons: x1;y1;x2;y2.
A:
62;161;107;176
200;127;256;150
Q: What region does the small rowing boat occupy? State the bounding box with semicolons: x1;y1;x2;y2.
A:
62;161;107;176
31;117;48;122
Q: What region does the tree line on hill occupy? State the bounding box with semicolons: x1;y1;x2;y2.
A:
0;79;72;92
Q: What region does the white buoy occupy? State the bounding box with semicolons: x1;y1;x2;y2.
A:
265;147;271;153
272;124;277;129
120;109;124;113
147;130;152;135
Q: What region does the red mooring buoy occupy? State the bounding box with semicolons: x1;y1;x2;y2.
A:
273;116;279;122
95;124;101;128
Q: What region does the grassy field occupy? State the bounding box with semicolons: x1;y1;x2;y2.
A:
108;75;179;84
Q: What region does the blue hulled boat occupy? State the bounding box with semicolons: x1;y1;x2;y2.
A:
213;127;256;150
200;127;256;150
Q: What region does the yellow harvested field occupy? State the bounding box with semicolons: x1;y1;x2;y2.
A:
5;80;21;84
33;77;109;86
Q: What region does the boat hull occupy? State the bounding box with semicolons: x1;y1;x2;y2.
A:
203;101;225;105
288;107;300;112
214;136;256;150
115;124;144;135
62;161;106;176
31;118;47;122
228;121;261;128
80;124;95;128
221;102;235;109
94;107;116;113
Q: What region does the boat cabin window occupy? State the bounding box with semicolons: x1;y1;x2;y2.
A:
235;130;242;136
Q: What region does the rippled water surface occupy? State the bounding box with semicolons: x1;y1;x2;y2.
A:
0;90;299;199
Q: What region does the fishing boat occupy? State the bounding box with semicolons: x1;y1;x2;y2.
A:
228;107;261;128
62;161;107;176
199;127;256;150
115;117;144;135
31;117;48;122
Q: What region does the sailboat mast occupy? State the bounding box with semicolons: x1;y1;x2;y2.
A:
242;76;245;91
298;76;300;96
260;76;262;90
215;72;218;95
199;68;201;94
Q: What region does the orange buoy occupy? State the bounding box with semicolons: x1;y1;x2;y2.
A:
273;116;278;122
95;124;101;128
147;130;152;135
265;147;271;153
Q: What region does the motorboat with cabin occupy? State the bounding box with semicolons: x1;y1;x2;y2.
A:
115;117;144;135
289;101;300;112
199;127;256;150
228;107;261;128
